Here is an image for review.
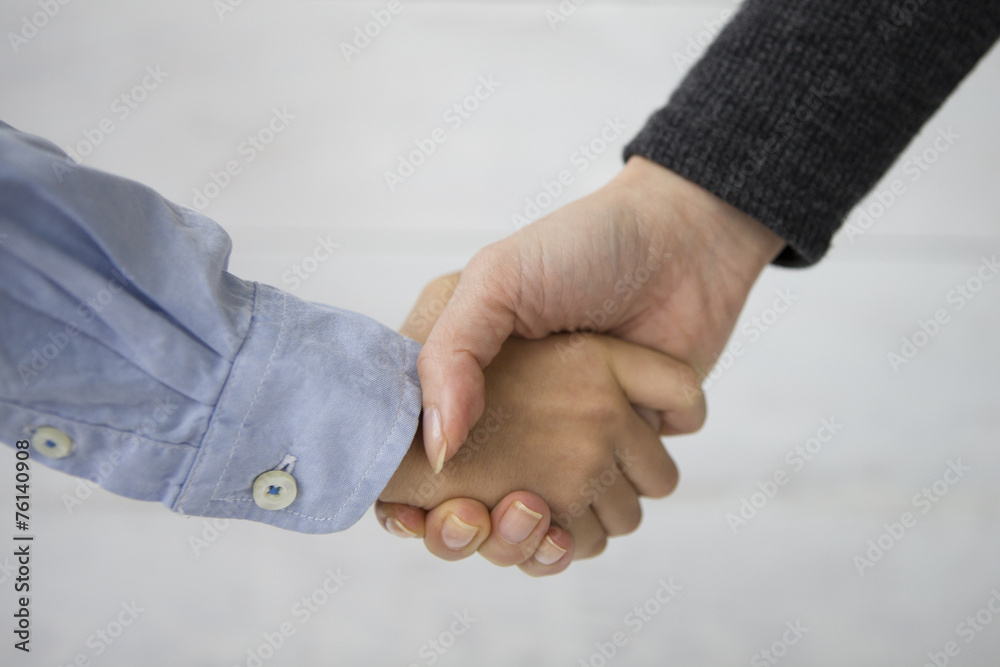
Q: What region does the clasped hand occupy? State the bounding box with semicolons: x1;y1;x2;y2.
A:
377;156;785;576
377;273;705;574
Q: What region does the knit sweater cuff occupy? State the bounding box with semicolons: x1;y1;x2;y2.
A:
625;0;1000;267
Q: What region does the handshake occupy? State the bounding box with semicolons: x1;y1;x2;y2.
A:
378;272;705;575
375;157;786;576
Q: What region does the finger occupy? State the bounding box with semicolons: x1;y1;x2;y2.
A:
589;471;643;536
551;504;608;560
518;525;575;577
617;411;681;499
422;498;492;561
417;246;521;471
477;492;552;567
374;500;426;539
603;338;707;435
633;405;662;432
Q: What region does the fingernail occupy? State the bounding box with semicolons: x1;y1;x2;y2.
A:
441;514;479;551
425;406;447;474
384;517;417;539
498;500;543;544
534;535;567;565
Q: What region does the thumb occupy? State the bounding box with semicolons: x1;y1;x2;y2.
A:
416;248;520;472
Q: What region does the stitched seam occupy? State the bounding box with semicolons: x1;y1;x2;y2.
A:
213;338;417;523
328;335;411;524
209;287;287;502
210;496;340;521
175;282;272;512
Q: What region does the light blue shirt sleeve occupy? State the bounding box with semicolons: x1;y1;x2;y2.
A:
0;121;423;533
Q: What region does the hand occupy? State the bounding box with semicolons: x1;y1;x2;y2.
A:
378;274;575;575
379;274;694;574
379;328;706;560
378;274;575;576
376;490;577;577
417;155;785;469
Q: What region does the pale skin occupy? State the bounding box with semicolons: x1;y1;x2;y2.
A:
378;156;786;574
378;272;706;575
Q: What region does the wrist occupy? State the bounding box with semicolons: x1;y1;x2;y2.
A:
602;156;786;374
380;425;430;506
616;155;785;287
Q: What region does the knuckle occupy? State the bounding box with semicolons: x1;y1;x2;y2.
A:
584;395;629;430
467;243;515;288
647;473;679;499
624;503;643;534
607;505;642;537
677;366;704;404
581;535;607;559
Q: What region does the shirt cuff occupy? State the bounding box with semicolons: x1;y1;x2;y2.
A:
172;282;423;533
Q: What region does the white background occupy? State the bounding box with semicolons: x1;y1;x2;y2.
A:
1;1;999;665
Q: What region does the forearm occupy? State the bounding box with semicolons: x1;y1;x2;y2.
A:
0;121;421;533
626;0;1000;266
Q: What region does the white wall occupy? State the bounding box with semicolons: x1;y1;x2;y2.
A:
1;1;999;665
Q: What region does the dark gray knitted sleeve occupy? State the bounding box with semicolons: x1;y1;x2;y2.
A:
624;0;1000;267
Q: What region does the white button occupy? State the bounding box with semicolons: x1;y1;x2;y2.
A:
252;470;297;510
31;427;73;459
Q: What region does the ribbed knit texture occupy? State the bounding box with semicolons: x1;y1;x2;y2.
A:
624;0;1000;266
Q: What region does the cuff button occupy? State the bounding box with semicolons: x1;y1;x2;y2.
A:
252;470;298;511
31;427;73;459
